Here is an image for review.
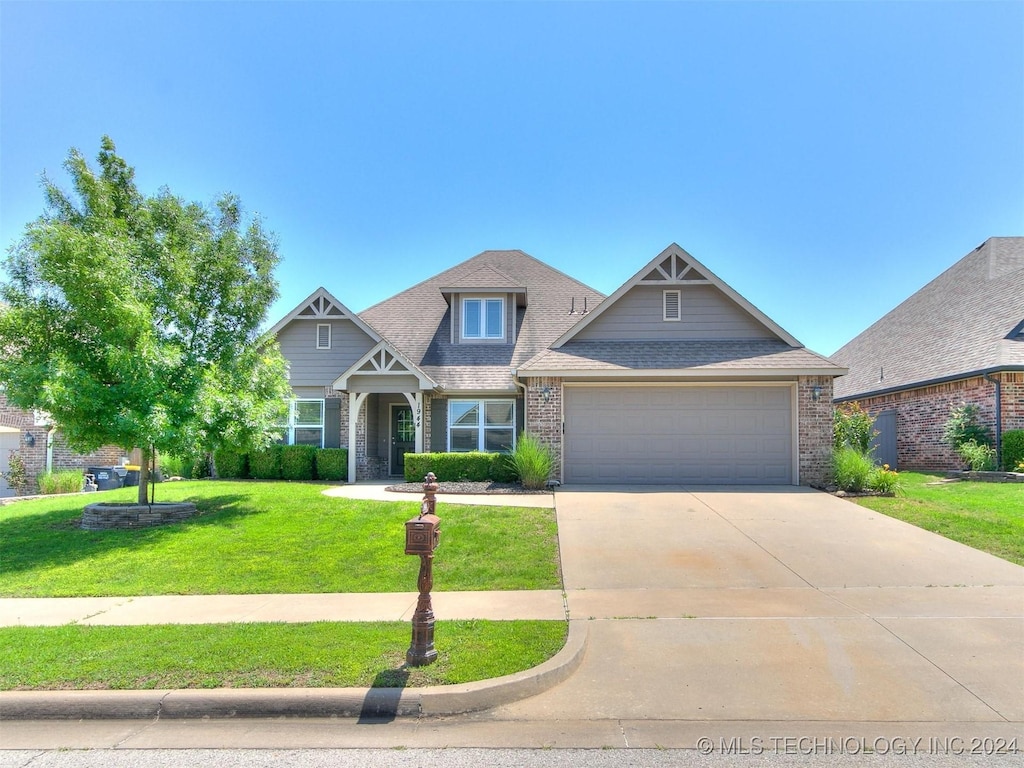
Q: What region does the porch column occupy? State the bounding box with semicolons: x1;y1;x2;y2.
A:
348;392;369;483
402;391;424;454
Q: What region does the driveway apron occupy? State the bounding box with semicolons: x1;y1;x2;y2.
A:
488;486;1024;729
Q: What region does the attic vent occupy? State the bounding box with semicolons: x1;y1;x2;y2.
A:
316;323;331;349
663;290;681;321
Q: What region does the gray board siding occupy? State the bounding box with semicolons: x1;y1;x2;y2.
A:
348;374;423;393
573;284;776;342
277;320;376;387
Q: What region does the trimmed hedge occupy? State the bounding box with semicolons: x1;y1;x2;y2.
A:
213;449;247;479
315;448;348;481
249;445;283;480
1003;429;1024;471
404;452;516;483
281;445;317;481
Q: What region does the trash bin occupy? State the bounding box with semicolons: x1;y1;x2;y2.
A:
123;465;140;487
88;467;124;491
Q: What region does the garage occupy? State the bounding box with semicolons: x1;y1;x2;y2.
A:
563;385;794;484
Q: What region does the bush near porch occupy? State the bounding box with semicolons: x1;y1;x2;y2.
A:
213;446;348;482
404;452;517;484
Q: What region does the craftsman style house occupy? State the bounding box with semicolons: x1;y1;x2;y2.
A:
269;244;845;486
832;237;1024;470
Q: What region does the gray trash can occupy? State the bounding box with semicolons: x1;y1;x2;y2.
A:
88;467;124;491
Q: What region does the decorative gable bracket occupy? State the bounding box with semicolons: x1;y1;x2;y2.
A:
333;341;437;391
640;251;710;284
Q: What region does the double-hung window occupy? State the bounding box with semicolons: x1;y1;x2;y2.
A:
449;400;515;453
462;297;504;340
278;399;325;447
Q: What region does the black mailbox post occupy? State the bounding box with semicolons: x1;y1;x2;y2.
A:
405;472;440;666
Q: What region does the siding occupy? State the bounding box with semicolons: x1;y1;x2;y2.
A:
573;284;776;341
277;320;376;386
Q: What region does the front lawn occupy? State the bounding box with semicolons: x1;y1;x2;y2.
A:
0;620;567;690
0;481;561;596
852;472;1024;565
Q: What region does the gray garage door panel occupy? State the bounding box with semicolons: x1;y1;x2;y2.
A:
564;386;792;484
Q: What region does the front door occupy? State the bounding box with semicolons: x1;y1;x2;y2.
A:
390;405;415;477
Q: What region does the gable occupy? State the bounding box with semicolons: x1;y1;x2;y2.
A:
555;244;800;348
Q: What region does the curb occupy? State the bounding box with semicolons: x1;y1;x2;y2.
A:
0;620;587;720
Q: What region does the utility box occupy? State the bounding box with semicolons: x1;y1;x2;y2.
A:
405;513;441;555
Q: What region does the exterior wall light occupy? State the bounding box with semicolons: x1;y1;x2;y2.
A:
24;431;35;447
811;386;822;402
540;386;552;404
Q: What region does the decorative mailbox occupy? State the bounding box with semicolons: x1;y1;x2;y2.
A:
405;513;441;555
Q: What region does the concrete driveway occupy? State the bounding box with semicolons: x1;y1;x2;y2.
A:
486;486;1024;737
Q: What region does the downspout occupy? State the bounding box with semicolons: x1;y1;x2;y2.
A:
983;372;1002;468
45;427;56;474
511;369;528;438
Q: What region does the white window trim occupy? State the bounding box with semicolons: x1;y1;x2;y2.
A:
663;289;681;321
316;323;332;349
279;398;325;448
447;398;516;452
461;296;505;341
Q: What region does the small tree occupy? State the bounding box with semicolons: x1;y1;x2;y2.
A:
942;404;992;450
0;137;290;505
833;402;876;455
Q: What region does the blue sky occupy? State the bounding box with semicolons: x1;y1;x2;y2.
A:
2;1;1021;356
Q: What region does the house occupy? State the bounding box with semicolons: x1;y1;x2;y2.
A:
269;244;845;486
0;392;124;497
831;237;1024;470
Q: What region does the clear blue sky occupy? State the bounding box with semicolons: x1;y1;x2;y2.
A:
2;1;1021;355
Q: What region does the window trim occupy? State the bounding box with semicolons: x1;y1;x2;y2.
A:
279;398;325;448
316;323;332;349
447;398;516;453
663;289;681;322
461;296;505;341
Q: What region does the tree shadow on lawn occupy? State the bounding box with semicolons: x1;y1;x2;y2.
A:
0;494;256;581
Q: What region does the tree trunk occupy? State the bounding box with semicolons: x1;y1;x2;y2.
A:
138;445;151;505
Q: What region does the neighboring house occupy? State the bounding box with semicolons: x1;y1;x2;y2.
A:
831;237;1024;470
269;244;845;486
0;392;124;497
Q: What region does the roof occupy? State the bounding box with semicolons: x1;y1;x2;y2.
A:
520;340;842;378
832;237;1024;400
359;250;605;392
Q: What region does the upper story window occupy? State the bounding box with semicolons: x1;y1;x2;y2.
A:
462;297;504;341
316;323;332;349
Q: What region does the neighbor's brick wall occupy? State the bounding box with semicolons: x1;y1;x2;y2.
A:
797;376;834;487
851;374;1012;471
524;377;563;477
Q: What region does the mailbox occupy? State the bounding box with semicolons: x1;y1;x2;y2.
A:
405;513;440;555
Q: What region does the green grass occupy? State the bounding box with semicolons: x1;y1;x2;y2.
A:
853;472;1024;565
0;481;561;596
0;620;568;690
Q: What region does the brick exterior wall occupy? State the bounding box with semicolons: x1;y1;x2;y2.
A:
797;376;834;488
1;393;124;495
848;373;1017;471
523;377;563;473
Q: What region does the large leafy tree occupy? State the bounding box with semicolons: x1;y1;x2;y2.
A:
0;137;291;503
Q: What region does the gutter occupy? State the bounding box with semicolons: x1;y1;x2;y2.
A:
834;365;1024;404
983;372;1002;468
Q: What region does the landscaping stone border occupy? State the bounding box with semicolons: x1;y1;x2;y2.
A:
945;471;1024;484
81;502;197;530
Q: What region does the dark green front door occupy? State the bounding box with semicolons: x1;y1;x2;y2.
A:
391;405;415;477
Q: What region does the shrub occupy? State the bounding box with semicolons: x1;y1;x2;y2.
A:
2;450;29;495
833;402;877;454
956;440;996;472
213;448;248;479
315;448;348;481
942;404;991;449
157;453;188;478
37;469;85;495
249;445;283;479
404;451;516;483
505;433;557;490
1001;429;1024;471
281;445;317;481
868;464;901;495
831;446;874;492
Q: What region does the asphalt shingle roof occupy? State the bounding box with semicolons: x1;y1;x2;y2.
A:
359;250;605;392
832;237;1024;399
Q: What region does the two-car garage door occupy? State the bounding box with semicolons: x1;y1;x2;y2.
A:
563;385;794;484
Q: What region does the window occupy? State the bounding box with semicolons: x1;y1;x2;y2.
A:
462;297;504;340
663;290;681;321
316;323;331;349
278;399;325;447
449;399;515;452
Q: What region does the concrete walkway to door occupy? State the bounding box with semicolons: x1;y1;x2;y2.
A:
484;485;1024;741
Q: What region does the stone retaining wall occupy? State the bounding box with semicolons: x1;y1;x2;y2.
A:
81;502;197;530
